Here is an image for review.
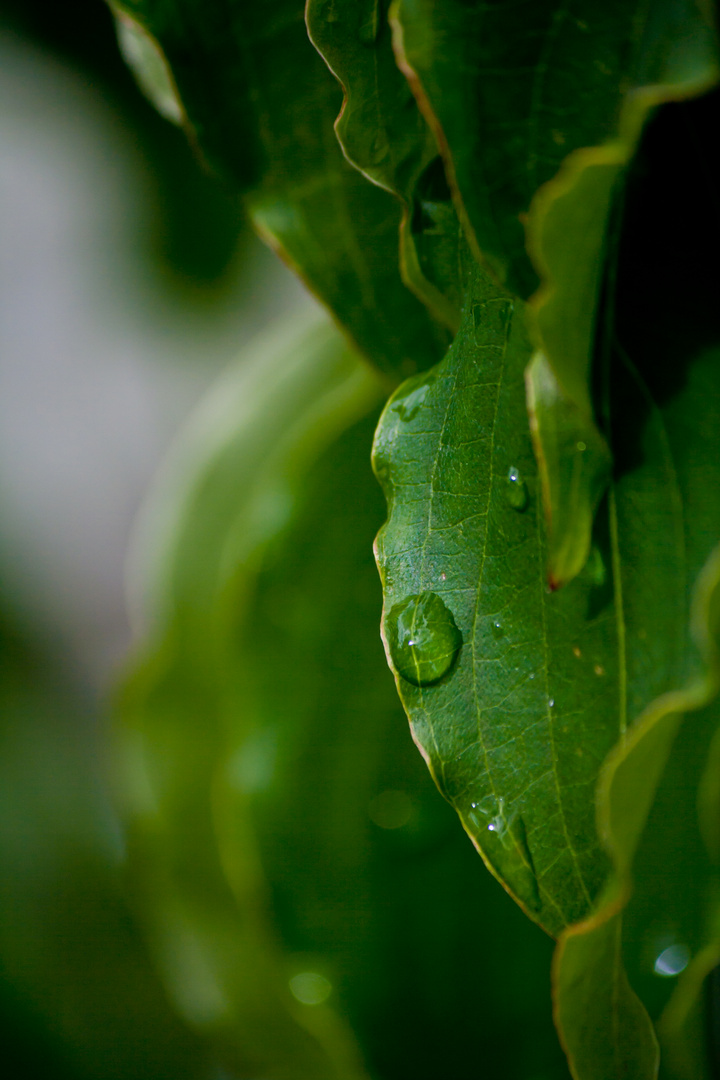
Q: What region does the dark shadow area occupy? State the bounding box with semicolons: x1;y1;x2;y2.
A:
607;83;720;479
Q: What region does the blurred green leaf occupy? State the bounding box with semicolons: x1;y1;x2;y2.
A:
111;0;447;380
119;312;573;1079
0;611;205;1080
119;316;379;1080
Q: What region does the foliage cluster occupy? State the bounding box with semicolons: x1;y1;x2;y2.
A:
103;1;720;1077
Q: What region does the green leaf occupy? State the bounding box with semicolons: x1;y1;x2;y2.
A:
111;0;447;380
119;315;380;1080
373;266;621;937
390;0;718;296
553;913;659;1080
390;0;719;584
306;0;467;331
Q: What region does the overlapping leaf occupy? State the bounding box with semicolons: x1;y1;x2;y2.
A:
111;0;446;380
306;0;467;331
391;0;719;584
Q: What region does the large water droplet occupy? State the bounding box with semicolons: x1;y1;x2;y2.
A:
505;466;529;511
386;591;462;686
466;796;540;912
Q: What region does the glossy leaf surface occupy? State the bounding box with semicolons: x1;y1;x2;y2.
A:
112;0;446;380
373;234;720;1074
373;267;619;937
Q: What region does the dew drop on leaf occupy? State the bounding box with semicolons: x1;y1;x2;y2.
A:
466;796;540;912
386;591;462;686
491;619;504;639
391;374;435;421
505;466;529;511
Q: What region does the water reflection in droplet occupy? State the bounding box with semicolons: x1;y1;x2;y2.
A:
505;465;529;511
386;591;462;686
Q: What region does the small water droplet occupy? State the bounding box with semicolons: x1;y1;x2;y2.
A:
505;466;529;511
439;572;447;582
386;591;462;686
576;440;587;452
491;619;504;639
529;673;535;680
391;375;435;422
548;698;555;708
466;796;540;912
